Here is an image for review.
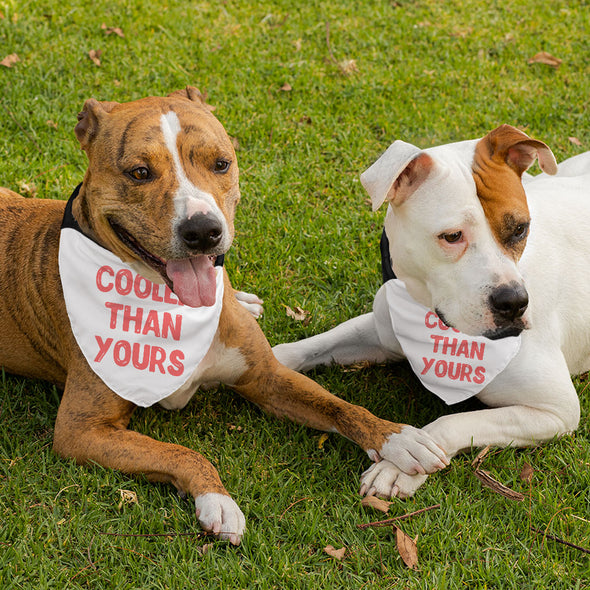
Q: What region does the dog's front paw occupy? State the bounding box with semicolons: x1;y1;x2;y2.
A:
360;461;429;499
378;425;449;475
235;291;264;318
194;493;245;546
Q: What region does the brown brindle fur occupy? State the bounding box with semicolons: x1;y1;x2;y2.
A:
0;90;407;508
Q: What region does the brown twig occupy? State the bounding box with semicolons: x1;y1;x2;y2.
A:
473;469;525;502
357;504;441;529
278;497;311;520
530;527;590;554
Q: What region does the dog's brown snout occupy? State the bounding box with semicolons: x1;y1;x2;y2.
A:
489;283;529;322
178;214;223;252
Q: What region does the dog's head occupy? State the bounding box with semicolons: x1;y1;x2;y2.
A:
73;87;239;307
362;125;557;339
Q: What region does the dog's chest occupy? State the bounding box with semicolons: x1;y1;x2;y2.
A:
59;228;225;408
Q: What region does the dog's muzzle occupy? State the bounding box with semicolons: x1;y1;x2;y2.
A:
486;282;528;339
177;212;223;253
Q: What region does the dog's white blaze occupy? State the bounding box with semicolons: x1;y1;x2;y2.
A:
160;111;227;229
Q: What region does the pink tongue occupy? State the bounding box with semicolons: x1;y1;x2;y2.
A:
166;256;217;307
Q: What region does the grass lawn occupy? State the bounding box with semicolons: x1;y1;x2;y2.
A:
1;0;589;588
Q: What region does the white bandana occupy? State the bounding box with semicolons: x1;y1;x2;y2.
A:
58;227;224;407
385;279;521;405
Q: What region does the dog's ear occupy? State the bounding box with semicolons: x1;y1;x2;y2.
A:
482;125;557;177
75;99;119;150
167;86;209;106
361;141;434;211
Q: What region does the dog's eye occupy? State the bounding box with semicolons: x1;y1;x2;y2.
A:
512;223;529;240
128;167;151;182
213;159;231;174
440;231;463;244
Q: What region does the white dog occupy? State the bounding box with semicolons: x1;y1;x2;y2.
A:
273;125;590;498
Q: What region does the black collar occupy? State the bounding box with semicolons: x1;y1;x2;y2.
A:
380;228;396;282
61;184;224;267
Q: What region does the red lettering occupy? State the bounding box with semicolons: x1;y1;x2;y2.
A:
447;361;461;380
456;339;470;359
164;285;182;305
441;337;458;356
421;357;435;375
434;360;447;378
471;342;485;361
142;310;161;337
115;269;133;295
167;350;185;376
425;312;438;329
96;266;114;292
151;283;164;303
459;364;473;382
94;336;113;362
123;305;144;334
113;340;131;366
105;302;124;329
134;275;152;299
473;365;486;384
132;343;150;370
162;313;182;340
149;346;166;374
430;334;444;353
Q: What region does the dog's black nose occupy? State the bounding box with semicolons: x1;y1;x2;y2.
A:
489;283;529;322
177;214;223;252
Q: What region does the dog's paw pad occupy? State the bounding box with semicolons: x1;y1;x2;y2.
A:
194;493;245;545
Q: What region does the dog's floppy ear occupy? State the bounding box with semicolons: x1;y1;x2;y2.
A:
75;99;119;150
482;124;557;177
167;86;208;106
361;141;434;211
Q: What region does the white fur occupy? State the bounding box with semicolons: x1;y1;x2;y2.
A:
159;334;248;410
194;492;245;545
160;111;230;252
274;140;590;499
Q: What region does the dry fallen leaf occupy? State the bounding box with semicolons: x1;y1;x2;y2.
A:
88;49;102;66
527;51;562;68
317;432;329;449
569;136;582;146
46;119;58;129
101;23;125;38
285;305;309;323
17;181;37;198
338;59;358;76
280;82;292;92
324;545;346;560
118;488;138;509
395;525;418;570
198;543;214;555
520;462;534;483
1;53;20;68
361;495;392;513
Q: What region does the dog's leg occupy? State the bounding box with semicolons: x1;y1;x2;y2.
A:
53;351;245;545
361;350;580;499
233;357;448;475
273;284;403;371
